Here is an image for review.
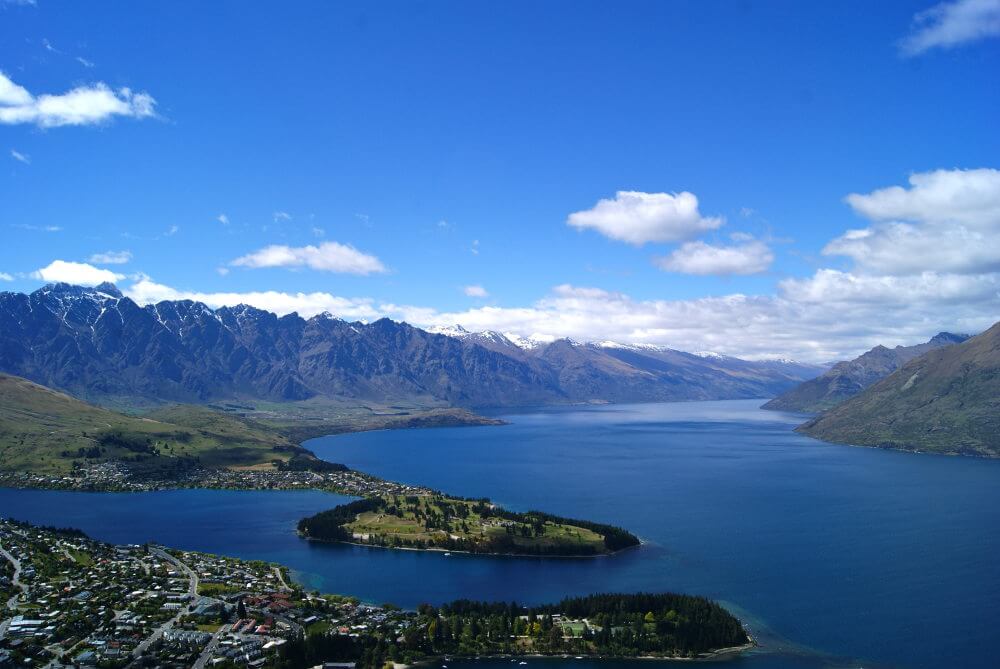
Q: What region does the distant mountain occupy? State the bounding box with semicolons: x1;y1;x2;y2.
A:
0;284;823;408
798;322;1000;456
762;332;968;413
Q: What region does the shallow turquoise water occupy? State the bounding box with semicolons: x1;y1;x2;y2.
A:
2;400;998;668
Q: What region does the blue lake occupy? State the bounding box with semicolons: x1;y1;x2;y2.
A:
2;400;999;669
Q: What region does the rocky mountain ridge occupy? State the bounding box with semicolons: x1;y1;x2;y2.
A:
762;332;969;413
798;322;999;456
0;283;824;408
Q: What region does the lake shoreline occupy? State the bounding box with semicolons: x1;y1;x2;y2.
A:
399;637;758;668
298;533;646;559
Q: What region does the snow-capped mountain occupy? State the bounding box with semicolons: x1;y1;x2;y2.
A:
0;285;826;407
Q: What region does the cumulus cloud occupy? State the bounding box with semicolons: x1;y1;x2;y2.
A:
273;211;292;222
0;72;156;128
124;277;381;321
32;260;125;286
655;237;773;275
230;241;387;275
567;190;723;245
826;168;1000;274
845;168;1000;227
463;285;489;298
389;276;998;363
217;214;230;225
10;149;29;164
899;0;1000;55
88;250;132;265
0;272;13;281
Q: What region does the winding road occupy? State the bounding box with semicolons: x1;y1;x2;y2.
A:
0;541;27;611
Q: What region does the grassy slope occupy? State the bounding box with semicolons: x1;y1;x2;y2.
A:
799;322;1000;456
0;373;300;475
241;397;504;444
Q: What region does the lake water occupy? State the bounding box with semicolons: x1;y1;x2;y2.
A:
2;400;999;669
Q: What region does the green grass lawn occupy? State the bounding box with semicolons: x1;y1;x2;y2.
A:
345;494;607;554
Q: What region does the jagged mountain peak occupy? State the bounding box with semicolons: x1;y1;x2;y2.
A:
0;283;824;408
93;282;123;298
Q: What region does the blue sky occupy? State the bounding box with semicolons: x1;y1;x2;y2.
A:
2;0;999;361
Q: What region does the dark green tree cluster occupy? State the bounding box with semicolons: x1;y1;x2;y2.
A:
273;592;747;668
94;430;160;454
297;498;384;541
276;455;349;473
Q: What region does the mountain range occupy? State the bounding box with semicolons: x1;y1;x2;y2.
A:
0;283;825;408
798;322;1000;456
762;332;968;413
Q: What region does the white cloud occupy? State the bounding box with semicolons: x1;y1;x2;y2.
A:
470;240;480;255
779;268;999;305
567;190;723;245
32;260;125;286
311;227;325;237
385;275;998;363
463;285;489;298
273;211;292;222
165;225;179;236
655;238;773;275
124;278;381;320
826;168;1000;275
12;223;61;232
845;168;1000;227
0;72;156;128
0;74;32;106
900;0;1000;55
10;149;29;164
216;267;230;276
88;250;132;265
76;57;95;69
217;214;230;225
230;241;387;275
0;272;13;281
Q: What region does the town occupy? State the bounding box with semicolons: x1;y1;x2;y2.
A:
0;463;434;499
0;519;416;668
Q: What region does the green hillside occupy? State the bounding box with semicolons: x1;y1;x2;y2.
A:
799;322;1000;456
0;373;302;475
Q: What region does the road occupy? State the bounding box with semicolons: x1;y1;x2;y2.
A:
272;566;292;591
126;547;200;664
192;624;229;669
0;541;27;611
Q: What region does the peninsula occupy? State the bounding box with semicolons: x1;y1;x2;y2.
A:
0;371;641;558
298;494;641;556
